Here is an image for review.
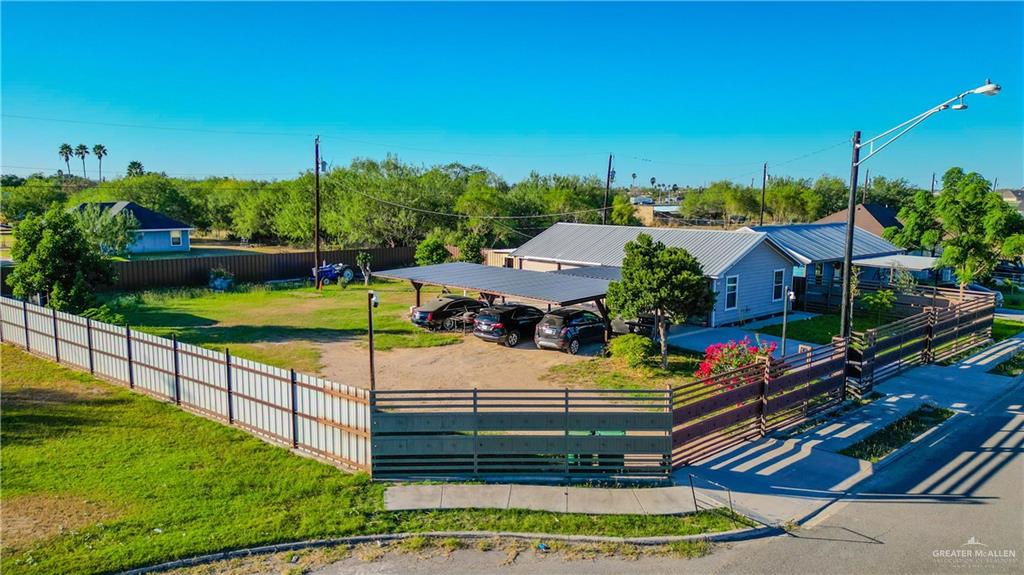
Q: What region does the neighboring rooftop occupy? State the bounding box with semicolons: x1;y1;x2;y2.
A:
75;201;191;230
853;254;939;272
509;222;794;278
743;222;902;265
815;203;902;237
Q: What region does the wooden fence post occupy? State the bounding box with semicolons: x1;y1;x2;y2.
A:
171;334;181;405
85;318;95;374
759;355;771;436
125;325;135;388
225;348;234;423
290;369;299;448
22;300;30;352
51;308;61;363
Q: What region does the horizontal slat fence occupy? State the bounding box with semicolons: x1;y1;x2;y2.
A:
370;388;673;480
670;340;847;467
0;296;371;471
110;246;415;290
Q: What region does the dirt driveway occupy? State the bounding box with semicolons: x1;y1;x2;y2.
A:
317;334;598;391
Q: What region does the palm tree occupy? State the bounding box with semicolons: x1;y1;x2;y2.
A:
92;144;108;182
74;144;89;178
126;161;144;177
58;144;73;176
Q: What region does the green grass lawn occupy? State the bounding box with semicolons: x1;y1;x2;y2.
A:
839;404;954;463
101;281;460;372
757;314;888;345
995;285;1024;310
0;345;741;575
992;318;1024;342
989;351;1024;377
544;346;703;391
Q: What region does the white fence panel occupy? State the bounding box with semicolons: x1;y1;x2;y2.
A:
1;299;28;348
91;321;130;383
178;342;228;420
25;302;56;359
130;330;176;400
54;310;91;371
230;356;293;444
295;373;371;470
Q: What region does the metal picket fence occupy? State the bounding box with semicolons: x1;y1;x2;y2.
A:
0;296;371;471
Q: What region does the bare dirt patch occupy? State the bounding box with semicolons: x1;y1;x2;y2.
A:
1;493;122;550
318;334;596;390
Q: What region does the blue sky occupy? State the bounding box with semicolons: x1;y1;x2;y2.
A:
2;2;1021;188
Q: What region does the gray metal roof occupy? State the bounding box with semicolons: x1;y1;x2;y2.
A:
552;265;623;282
509;222;790;278
852;254;938;272
376;262;610;306
743;223;902;265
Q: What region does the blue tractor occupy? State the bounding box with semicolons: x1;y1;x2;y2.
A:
312;263;357;286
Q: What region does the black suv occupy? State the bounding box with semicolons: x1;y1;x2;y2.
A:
534;308;606;354
472;304;545;347
411;295;486;330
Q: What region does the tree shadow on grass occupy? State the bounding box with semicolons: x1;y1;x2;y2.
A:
2;388;131;445
135;324;429;346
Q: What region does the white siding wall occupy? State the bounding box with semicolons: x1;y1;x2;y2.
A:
712;244;794;326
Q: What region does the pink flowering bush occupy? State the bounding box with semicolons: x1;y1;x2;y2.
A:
695;336;776;379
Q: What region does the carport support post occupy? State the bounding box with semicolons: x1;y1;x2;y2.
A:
593;299;612;342
411;282;422;307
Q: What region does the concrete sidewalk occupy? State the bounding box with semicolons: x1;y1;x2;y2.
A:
385;483;703;516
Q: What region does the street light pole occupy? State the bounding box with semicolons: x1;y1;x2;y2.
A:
602;153;613;225
367;290;377;391
314;135;322;290
837;79;1001;339
781;286;794;357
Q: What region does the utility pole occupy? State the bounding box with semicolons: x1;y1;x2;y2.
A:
862;168;870;204
839;131;862;339
314;135;322;289
931;172;936;194
602;153;613;225
758;162;768;226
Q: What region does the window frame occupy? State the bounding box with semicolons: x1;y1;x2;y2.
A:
772;269;785;302
814;263;823;286
725;275;739;311
170;229;183;247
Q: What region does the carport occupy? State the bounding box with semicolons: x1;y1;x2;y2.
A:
376;262;614;333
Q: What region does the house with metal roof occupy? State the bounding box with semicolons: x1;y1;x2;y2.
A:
507;222;801;327
741;222;904;312
76;201;192;254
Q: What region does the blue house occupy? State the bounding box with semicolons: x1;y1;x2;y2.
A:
76;201;192;254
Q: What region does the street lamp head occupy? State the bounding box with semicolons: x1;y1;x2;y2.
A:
974;80;1001;96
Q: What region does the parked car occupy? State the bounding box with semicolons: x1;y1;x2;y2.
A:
534;307;606;354
939;282;1004;307
411;295;486;330
472;304;545;347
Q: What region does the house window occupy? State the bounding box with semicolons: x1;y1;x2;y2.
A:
725;276;739;310
773;269;785;301
814;263;823;285
170;230;182;246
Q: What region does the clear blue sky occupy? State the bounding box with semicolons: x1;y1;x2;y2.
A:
2;2;1022;188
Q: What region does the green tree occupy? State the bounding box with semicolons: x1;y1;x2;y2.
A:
356;251;372;285
126;161;145;177
609;194;640;226
454;231;485;264
92;144;108;182
765;176;813;222
607;234;715;368
58;144;73;176
1;174;67;221
415;228;451;266
862;289;896;323
866;176;919;212
936;168;1024;295
810;175;848;220
73;203;140;257
884;190;942;255
74;144;90;178
9;205;114;312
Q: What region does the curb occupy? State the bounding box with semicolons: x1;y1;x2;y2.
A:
118;526;783;575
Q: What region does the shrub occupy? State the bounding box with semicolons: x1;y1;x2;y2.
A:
81;304;126;326
862;289;897;322
608;333;655;368
695;336;775;379
415;229;450;266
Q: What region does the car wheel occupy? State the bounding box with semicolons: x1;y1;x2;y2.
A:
505;330;520;347
442;317;457;331
567;338;580;355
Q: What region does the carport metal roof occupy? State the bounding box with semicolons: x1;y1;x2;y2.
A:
376;262;610;306
852;254;939;272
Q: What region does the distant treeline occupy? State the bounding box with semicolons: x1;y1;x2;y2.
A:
1;156;920;249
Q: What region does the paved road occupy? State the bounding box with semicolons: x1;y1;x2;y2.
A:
305;383;1023;575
